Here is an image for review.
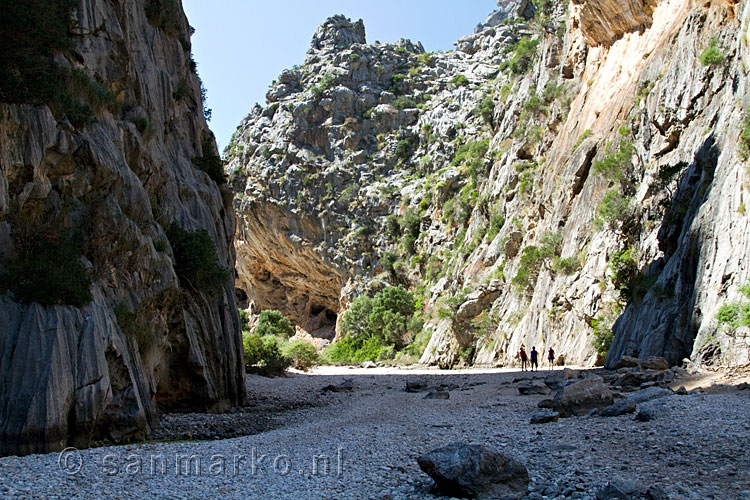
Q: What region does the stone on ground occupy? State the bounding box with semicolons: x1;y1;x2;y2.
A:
418;442;529;500
553;377;614;417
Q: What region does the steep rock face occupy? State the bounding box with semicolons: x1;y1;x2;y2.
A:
230;0;749;370
0;0;244;456
606;0;750;367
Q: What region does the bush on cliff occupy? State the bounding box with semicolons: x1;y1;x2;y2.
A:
699;39;726;67
0;222;92;307
166;222;229;292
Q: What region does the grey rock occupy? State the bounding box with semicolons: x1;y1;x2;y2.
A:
544;368;579;390
417;442;529;500
596;480;669;500
553;378;615;418
635;409;655;422
640;357;670;371
614;356;642;370
625;387;672;405
537;398;554;409
599;399;637;417
518;381;549;395
530;411;560;424
308;15;366;53
406;380;428;393
321;379;354;392
424;390;450;400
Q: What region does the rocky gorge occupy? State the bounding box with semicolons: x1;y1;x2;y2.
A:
1;0;750;481
228;0;750;373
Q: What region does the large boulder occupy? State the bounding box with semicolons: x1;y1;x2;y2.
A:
418;443;529;500
517;381;549;395
553;377;615;417
544;368;579;390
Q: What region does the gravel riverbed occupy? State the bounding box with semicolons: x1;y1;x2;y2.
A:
1;366;749;499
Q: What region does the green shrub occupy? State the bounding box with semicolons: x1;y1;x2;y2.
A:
165;222;229;292
451;139;490;182
144;0;184;36
193;137;226;185
395;139;415;160
238;308;250;331
390;73;409;95
487;213;506;240
512;231;562;294
173;78;191;101
256;309;295;338
597;189;632;228
0;0;77;103
740;115;750;159
0;222;92;307
573;129;591;150
283;340;319;370
115;303;157;354
591;316;614;357
475;95;495;125
392;96;417;109
512;245;543;294
243;332;264;365
716;282;750;329
416;52;433;66
593;140;634;182
524;95;546;114
699;39;726;66
338;285;417;353
607;247;655;303
322;335;390;364
450;74;470;87
406;327;431;357
131;115;151;135
507;37;540;75
552;256;581;275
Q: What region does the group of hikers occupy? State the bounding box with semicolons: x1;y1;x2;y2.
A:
518;344;556;371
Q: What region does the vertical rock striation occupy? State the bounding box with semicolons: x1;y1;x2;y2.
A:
0;0;244;456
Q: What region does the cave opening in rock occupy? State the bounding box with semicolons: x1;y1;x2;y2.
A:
305;305;338;340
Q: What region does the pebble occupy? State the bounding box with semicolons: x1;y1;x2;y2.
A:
1;368;748;499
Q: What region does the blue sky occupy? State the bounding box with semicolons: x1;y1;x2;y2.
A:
182;1;497;149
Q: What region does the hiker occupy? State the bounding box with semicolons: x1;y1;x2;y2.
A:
519;345;528;371
548;347;555;370
530;346;538;371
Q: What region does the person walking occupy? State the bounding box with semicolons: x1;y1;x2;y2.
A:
530;346;538;371
519;345;528;371
547;347;555;370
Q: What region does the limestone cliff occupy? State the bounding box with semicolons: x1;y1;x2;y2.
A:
229;0;749;370
0;0;244;456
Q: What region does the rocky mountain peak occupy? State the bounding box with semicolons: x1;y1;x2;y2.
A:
308;15;367;54
475;0;536;33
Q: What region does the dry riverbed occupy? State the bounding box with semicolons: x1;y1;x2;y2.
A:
1;366;749;499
